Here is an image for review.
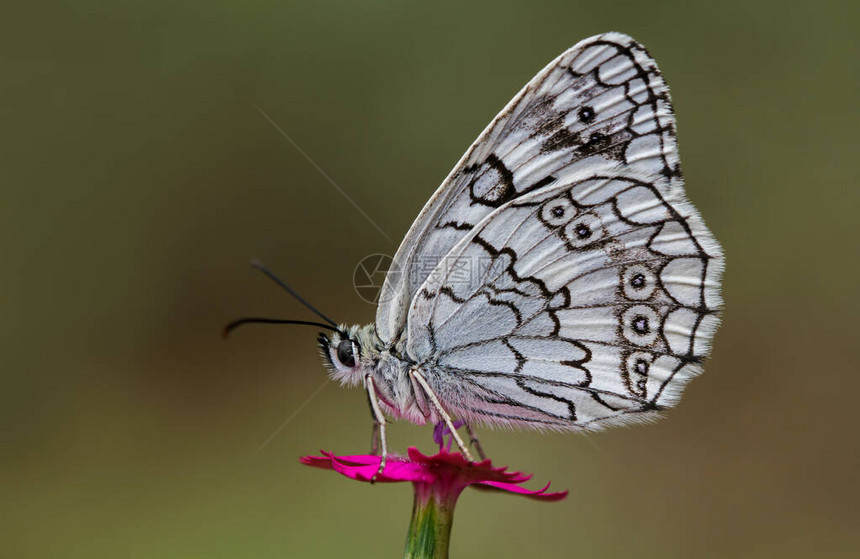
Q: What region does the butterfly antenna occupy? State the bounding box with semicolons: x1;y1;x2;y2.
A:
223;318;341;338
249;259;339;327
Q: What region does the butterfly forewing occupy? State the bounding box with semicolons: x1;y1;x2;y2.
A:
376;32;688;346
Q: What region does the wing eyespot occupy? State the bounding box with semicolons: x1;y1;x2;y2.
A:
563;212;603;247
621;305;660;346
539;197;577;227
622;264;657;300
578;106;596;123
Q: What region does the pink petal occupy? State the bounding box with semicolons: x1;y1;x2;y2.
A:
476;480;568;502
300;451;436;483
300;448;568;502
299;454;336;470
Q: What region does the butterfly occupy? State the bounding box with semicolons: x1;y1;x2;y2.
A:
237;32;723;472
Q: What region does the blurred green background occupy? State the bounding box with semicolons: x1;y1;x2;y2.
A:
2;1;857;557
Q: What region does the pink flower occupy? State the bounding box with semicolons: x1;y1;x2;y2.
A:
301;430;566;557
300;447;567;502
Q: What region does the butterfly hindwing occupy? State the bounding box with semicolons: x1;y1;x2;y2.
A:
376;32;685;346
405;172;722;429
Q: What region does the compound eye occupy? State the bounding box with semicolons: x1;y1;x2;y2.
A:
336;339;356;368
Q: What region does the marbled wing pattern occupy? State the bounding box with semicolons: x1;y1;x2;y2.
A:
380;32;723;430
407;173;722;429
377;32;688;346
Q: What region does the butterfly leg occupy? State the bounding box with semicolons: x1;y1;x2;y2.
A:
365;375;388;481
464;423;487;461
369;422;380;456
410;369;475;462
365;387;381;456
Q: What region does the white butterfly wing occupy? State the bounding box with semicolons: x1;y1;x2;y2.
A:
406;173;722;429
376;32;685;345
391;33;723;429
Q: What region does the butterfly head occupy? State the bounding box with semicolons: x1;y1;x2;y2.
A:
319;324;379;387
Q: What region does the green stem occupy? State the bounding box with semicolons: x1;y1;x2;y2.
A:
403;482;460;559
